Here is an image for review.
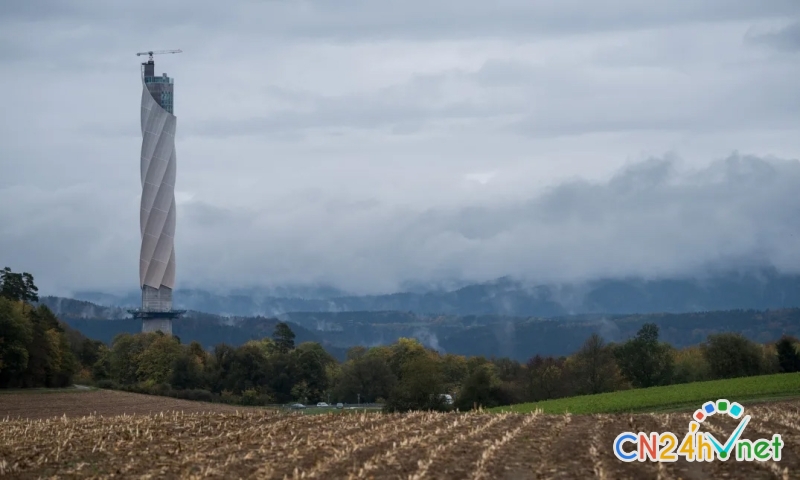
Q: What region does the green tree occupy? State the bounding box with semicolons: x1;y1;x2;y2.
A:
440;353;469;393
244;338;278;358
0;297;33;386
170;352;205;390
77;339;105;369
456;363;504;410
384;354;446;413
272;322;296;354
292;342;336;402
225;343;271;395
387;337;427;379
208;343;237;392
20;306;76;387
672;346;711;384
0;267;39;304
526;355;566;401
187;341;208;366
137;334;183;384
92;351;111;381
776;336;800;373
334;353;396;403
346;346;367;361
614;323;674;388
108;333;152;384
702;333;764;379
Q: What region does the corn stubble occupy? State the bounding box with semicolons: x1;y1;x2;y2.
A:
2;402;799;479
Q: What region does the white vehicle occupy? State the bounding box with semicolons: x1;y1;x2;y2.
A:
439;394;454;405
316;402;329;407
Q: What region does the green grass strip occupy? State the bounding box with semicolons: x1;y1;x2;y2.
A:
492;372;800;414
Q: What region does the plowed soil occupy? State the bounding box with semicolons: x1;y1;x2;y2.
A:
0;389;249;420
1;390;798;479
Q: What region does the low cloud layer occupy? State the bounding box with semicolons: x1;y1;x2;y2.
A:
1;1;799;295
3;153;800;295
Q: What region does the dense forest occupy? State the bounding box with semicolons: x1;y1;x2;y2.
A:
3;267;800;412
0;267;84;388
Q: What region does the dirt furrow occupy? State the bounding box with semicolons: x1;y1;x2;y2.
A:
410;413;526;480
0;390;257;420
282;412;455;479
695;415;782;480
5;396;800;479
9;411;359;479
471;412;543;480
258;412;412;479
462;412;575;479
586;415;613;480
724;415;796;479
349;412;496;479
598;413;663;480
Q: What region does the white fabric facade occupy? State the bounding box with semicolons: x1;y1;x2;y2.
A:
139;74;177;310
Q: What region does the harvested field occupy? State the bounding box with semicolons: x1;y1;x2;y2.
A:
0;389;253;421
1;394;799;478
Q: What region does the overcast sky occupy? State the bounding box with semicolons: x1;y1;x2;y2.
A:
1;1;799;296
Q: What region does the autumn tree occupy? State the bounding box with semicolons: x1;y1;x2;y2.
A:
384;354;446;412
334;353;396;403
137;334;183;384
702;333;764;379
107;333;152;385
571;333;621;395
526;355;566;401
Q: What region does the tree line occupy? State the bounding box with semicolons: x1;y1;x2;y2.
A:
0;267;77;388
2;267;800;411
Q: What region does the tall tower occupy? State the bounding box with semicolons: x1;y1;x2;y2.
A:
129;51;185;335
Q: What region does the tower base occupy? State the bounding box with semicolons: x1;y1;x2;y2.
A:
127;309;185;336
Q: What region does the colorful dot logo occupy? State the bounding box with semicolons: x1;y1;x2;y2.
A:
692;399;744;422
613;398;783;463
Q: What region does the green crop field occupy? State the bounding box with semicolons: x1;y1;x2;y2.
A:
493;372;800;415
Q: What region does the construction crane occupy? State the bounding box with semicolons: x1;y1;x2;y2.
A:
136;49;182;62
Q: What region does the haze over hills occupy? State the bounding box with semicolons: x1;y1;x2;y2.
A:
40;295;800;362
72;268;800;318
42;266;800;361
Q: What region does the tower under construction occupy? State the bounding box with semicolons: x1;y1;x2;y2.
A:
128;50;185;334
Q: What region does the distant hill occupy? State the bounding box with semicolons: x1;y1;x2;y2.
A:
37;296;349;361
40;296;800;362
72;268;800;318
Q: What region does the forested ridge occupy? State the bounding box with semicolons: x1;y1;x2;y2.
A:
3;267;800;412
41;294;800;360
73;268;800;317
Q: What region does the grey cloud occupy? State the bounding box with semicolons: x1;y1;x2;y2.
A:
155;154;800;290
187;74;506;137
3;1;800;297
188;48;800;140
6;153;800;295
746;21;800;52
2;1;799;46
